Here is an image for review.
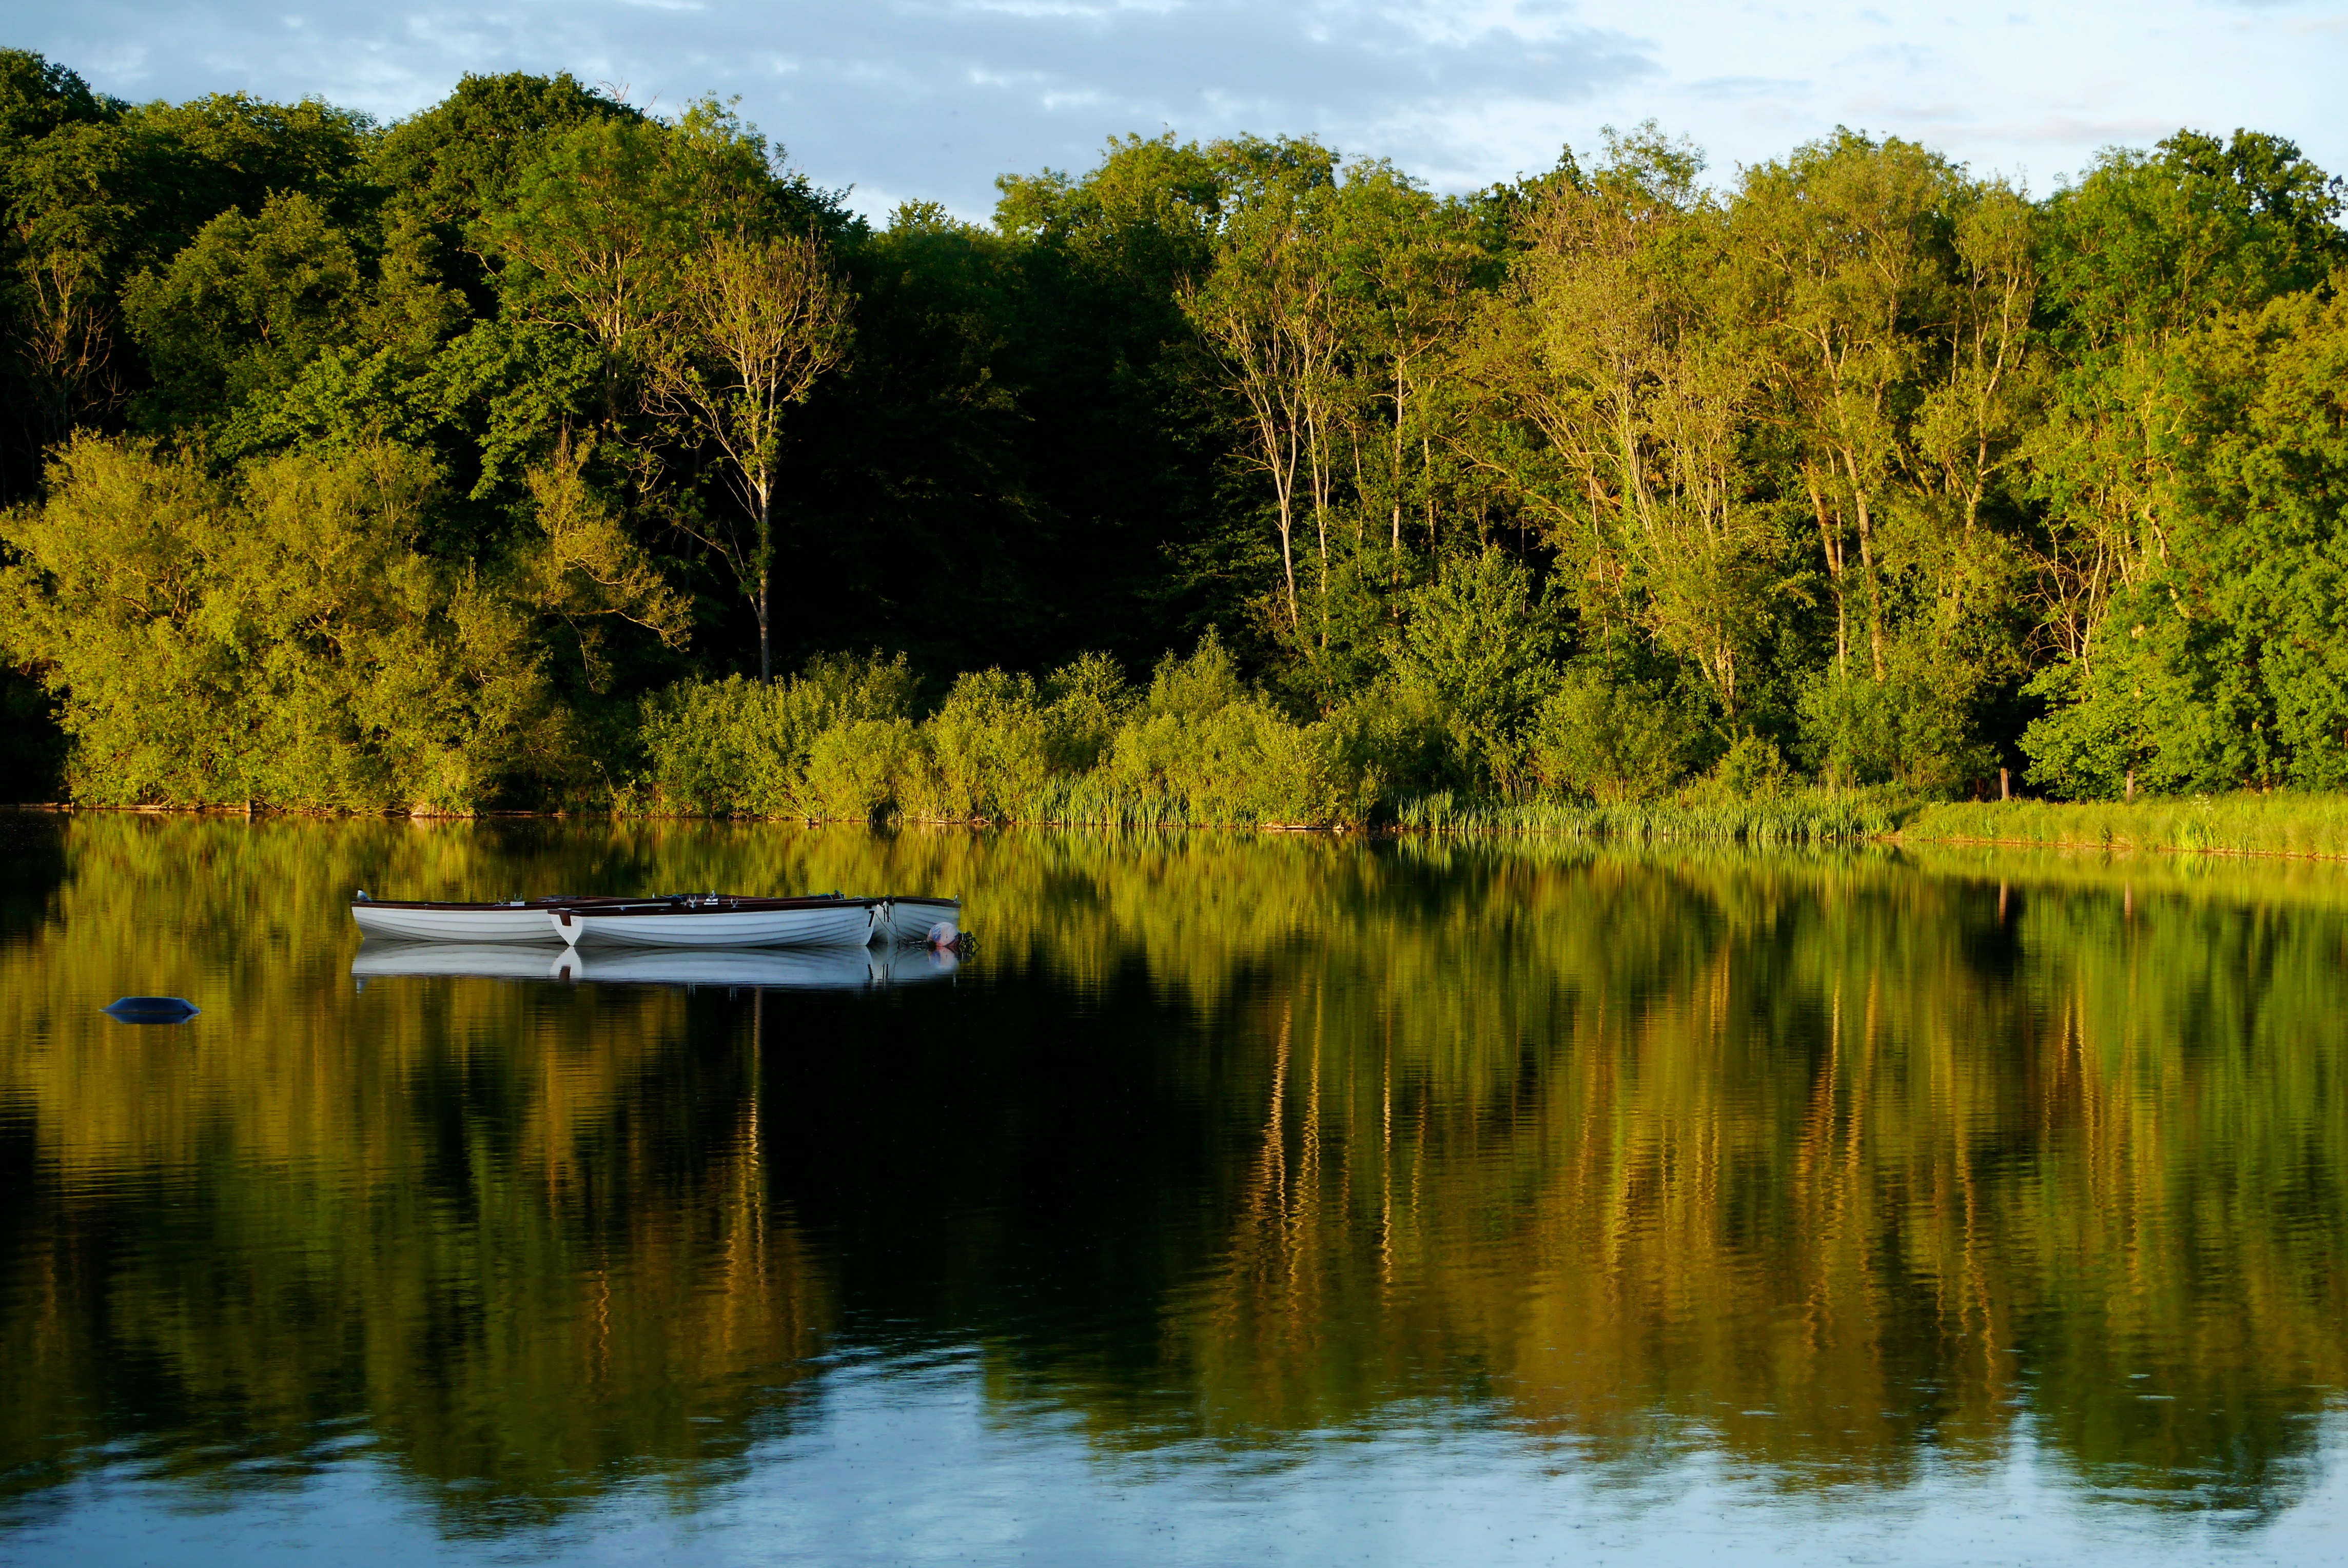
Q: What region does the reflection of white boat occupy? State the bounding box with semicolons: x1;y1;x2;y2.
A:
568;945;961;989
350;941;960;991
551;896;878;950
882;945;962;983
350;893;715;944
350;942;577;981
874;895;962;946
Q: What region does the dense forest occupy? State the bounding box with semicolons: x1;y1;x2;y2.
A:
0;48;2342;818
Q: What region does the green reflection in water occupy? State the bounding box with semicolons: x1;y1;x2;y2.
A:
0;815;2342;1538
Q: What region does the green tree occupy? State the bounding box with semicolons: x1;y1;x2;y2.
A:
658;229;851;682
488;116;698;421
2023;288;2348;795
0;50;123;485
0;435;582;808
122;191;368;420
1387;547;1562;791
1181;136;1347;638
1473;126;1780;726
2020;131;2346;795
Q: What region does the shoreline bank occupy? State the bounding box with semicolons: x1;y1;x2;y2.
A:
12;796;2348;864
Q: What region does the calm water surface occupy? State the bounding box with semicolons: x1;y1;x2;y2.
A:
1;816;2343;1565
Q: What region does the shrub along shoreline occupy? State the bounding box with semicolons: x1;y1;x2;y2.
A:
610;646;2348;860
21;635;2347;862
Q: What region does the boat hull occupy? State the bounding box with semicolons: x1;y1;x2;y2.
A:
552;902;877;949
352;904;569;944
876;896;962;946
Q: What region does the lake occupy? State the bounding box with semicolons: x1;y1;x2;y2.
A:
1;814;2342;1565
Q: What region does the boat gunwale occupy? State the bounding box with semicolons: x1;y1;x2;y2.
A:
353;894;645;913
351;894;870;914
543;896;884;919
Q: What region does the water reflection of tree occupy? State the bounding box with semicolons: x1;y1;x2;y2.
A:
1140;854;2347;1518
0;816;833;1528
1;815;2343;1527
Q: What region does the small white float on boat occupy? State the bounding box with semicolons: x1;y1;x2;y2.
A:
549;894;881;950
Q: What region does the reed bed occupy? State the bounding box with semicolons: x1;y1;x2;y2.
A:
1902;795;2348;860
1387;790;1909;841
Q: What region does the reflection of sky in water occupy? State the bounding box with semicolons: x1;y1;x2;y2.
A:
15;1359;2346;1565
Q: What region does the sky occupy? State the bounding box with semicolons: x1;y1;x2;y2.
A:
5;1;2344;222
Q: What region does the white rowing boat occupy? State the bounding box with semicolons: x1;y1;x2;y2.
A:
348;893;631;944
550;895;880;949
351;891;961;951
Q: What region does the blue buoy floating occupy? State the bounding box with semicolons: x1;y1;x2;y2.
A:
103;996;201;1025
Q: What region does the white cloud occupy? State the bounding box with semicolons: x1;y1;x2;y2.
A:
2;0;2340;219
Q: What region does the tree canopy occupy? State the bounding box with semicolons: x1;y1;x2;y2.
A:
1;46;2342;811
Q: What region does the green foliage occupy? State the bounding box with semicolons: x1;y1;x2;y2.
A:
1796;661;1989;791
124;191;368;418
1530;665;1689;804
1696;729;1794;801
631;635;1382;827
906;669;1057;820
2023;286;2348;796
0;435;562;808
0;53;2341;815
1101;635;1365;825
632;651;917;818
0;49;110;142
1387;547;1560;789
369;72;638;273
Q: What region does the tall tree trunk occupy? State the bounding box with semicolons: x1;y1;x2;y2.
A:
1422;436;1435;555
756;483;774;684
1843;450;1885;679
1809;482;1847;673
1854;492;1884;680
1306;401;1330;649
1392;365;1404;555
1273;420;1301;632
